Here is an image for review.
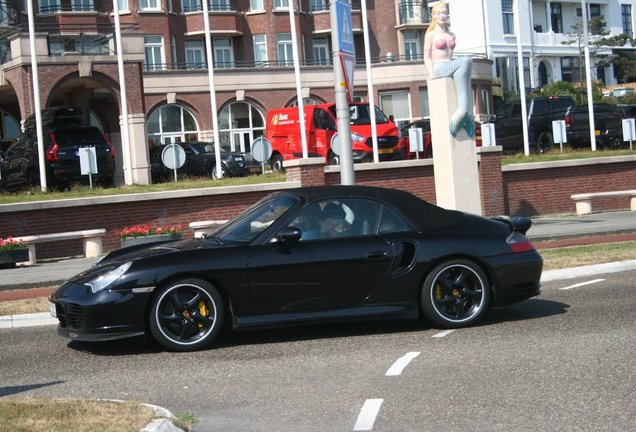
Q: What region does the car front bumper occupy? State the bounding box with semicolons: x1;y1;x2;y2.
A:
49;281;151;342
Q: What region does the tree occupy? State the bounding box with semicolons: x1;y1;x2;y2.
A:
561;15;609;103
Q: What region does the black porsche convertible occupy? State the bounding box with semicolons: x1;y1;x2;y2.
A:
49;185;543;351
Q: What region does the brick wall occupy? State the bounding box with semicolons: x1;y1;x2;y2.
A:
503;157;636;215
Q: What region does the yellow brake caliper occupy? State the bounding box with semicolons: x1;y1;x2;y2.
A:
435;283;442;301
197;301;209;330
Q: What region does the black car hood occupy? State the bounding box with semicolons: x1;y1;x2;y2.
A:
92;238;209;268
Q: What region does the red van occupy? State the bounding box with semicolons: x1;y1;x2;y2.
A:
265;102;401;172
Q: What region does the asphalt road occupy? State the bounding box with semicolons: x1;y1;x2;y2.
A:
2;271;635;431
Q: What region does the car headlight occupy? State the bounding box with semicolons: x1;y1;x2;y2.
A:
86;261;132;293
350;132;366;143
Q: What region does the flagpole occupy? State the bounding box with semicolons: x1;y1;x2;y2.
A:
26;0;47;191
113;0;133;184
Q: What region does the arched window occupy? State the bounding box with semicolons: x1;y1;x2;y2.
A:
147;104;199;147
218;102;265;152
1;110;19;150
288;97;322;107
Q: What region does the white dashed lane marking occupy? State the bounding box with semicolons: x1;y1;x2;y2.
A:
432;329;455;338
559;279;605;290
385;351;421;376
353;399;384;431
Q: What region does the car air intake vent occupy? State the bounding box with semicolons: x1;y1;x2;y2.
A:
66;304;85;329
365;136;398;148
502;283;539;305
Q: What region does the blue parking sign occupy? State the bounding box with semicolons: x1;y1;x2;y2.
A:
336;0;355;55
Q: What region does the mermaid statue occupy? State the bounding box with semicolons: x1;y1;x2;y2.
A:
424;2;474;137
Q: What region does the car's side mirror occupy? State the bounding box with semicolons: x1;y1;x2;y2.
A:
488;114;497;122
272;226;302;243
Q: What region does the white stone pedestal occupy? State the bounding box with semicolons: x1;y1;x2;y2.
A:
428;77;482;215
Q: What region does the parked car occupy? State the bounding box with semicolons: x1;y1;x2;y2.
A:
49;185;543;352
149;141;261;182
396;119;483;159
484;96;623;152
397;119;433;159
0;106;115;190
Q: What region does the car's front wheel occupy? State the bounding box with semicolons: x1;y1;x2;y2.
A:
210;164;227;179
420;259;490;329
535;131;554;154
149;278;225;351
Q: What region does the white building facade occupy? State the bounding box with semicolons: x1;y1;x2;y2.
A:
446;0;636;107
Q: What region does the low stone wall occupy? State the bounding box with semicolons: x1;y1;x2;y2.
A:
502;155;636;216
2;150;636;260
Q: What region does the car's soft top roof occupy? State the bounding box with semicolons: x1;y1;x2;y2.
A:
285;185;464;230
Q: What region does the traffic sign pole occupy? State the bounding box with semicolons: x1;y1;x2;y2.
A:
330;0;355;185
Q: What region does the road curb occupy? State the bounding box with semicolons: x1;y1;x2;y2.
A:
540;259;636;282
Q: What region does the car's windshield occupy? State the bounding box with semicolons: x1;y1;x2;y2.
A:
328;104;389;124
208;194;299;245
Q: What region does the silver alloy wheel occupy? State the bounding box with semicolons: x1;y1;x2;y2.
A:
149;278;224;351
421;259;490;328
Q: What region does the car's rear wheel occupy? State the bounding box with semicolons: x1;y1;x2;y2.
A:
421;259;490;329
149;278;225;351
27;168;40;187
210;164;227;179
329;152;340;165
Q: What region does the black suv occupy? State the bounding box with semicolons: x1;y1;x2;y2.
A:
0;106;116;190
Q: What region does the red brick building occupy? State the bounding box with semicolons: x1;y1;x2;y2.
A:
0;0;492;184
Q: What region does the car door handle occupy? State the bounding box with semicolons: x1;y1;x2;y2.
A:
366;251;388;260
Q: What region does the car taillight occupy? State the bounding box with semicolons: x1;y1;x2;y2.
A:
564;114;572;129
105;135;115;158
47;134;59;161
507;231;536;253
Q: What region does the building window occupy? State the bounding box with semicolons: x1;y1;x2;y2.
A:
589;3;600;19
289;97;322;107
379;92;411;130
117;0;128;11
254;34;267;67
144;36;164;71
561;57;579;83
277;33;294;66
623;4;633;37
185;39;205;69
170;35;177;69
274;0;289;9
0;110;20;147
551;3;563;33
419;89;429;118
218;102;266;152
182;0;201;12
140;0;160;10
214;38;234;68
480;89;491;118
501;0;514;35
39;0;60;13
72;0;93;11
147;105;199;147
251;0;263;11
310;0;327;12
313;37;329;65
404;31;420;61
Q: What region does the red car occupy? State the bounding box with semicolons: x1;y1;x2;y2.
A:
397;119;433;159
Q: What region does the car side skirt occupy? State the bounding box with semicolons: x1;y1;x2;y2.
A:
233;303;418;330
